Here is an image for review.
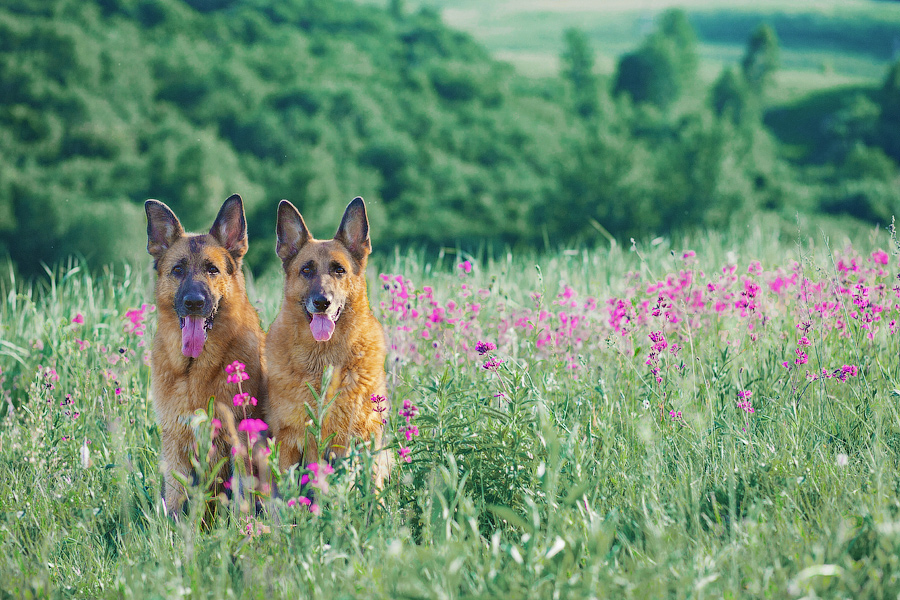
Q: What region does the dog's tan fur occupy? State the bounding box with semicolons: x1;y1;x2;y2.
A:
145;195;267;511
266;197;390;485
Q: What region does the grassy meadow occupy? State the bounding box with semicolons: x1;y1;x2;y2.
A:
3;216;900;597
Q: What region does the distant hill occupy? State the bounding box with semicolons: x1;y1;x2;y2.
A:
416;0;900;83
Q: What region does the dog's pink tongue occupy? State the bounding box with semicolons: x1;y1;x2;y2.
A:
181;316;206;358
310;313;335;342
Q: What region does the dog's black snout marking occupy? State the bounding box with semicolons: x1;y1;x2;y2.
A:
183;292;206;313
312;295;331;312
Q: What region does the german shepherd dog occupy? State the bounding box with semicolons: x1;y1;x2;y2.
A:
145;194;267;512
266;197;390;486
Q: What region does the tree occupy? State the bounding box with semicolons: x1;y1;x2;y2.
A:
613;37;681;110
389;0;404;19
612;9;698;110
560;28;598;118
827;93;880;159
741;24;779;95
657;9;698;85
710;67;756;124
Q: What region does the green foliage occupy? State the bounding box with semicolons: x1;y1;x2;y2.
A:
710;66;757;124
3;0;566;275
764;85;875;162
656;9;699;85
878;60;900;162
611;9;699;111
0;0;899;280
613;41;680;110
560;28;598;118
820;144;900;222
760;59;899;222
823;93;881;164
741;24;780;95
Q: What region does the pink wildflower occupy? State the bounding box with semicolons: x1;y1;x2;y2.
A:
233;392;257;407
308;462;334;491
124;304;154;336
482;357;503;370
301;462;334;494
837;365;859;382
371;394;388;424
238;418;267;434
399;399;418;421
226;361;250;384
397;399;419;461
475;340;496;355
238;418;268;445
872;249;889;265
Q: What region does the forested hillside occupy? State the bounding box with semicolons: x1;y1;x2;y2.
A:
1;0;898;276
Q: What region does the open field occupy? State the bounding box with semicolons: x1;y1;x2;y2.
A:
390;0;900;93
3;216;900;597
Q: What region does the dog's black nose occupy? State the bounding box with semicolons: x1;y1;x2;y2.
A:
311;295;331;312
183;293;206;313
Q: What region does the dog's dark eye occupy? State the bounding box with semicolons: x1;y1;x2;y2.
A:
300;262;315;277
332;264;346;276
171;265;184;276
207;265;219;276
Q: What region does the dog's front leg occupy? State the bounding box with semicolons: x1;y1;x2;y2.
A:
159;426;194;515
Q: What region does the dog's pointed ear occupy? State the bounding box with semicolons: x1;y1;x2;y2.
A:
335;197;371;262
145;200;184;263
276;200;311;265
209;194;248;260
